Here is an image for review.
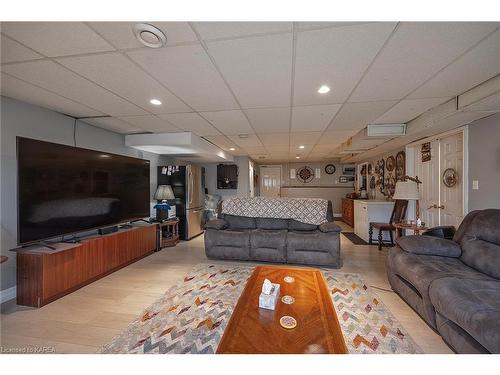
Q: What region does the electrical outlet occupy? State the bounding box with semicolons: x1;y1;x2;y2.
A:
472;180;479;190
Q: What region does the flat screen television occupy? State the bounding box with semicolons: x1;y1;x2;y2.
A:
17;137;150;245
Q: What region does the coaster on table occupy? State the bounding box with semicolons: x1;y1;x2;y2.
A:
283;276;295;283
281;295;295;304
280;315;297;329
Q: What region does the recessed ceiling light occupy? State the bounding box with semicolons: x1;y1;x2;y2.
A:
318;85;331;94
229;147;236;151
149;98;162;106
298;145;305;149
295;156;300;159
133;23;167;48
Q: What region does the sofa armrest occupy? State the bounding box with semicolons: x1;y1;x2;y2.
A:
396;235;462;257
319;222;341;233
422;225;456;240
205;218;228;230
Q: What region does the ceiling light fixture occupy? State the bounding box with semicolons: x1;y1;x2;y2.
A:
229;147;236;151
295;156;300;159
149;99;162;106
133;23;167;48
298;145;305;149
317;85;331;94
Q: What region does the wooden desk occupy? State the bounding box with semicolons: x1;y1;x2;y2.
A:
216;265;348;354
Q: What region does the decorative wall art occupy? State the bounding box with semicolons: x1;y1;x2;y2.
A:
386;156;396;172
374;159;385;195
296;166;315;183
421;142;431;162
442;168;459;187
395;151;406;181
325;164;336;174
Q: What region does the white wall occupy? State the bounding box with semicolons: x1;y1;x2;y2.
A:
202;156;251;198
0;96;168;292
468;113;500;211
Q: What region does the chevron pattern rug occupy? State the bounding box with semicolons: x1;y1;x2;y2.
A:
100;264;421;354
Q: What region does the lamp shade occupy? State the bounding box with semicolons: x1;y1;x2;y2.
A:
154;185;175;200
393;181;420;200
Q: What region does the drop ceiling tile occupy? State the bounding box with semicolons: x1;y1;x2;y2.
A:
244;107;291;133
316;130;359;145
409;29;500;99
258;133;290;146
118;115;181;133
291;104;342;132
127;44;238;111
328;101;398;131
243;146;268;155
351;22;499;101
83;117;140;134
1;34;43;63
88;22;197;49
267;144;290;152
1;73;102;118
297;22;374;31
194;22;292;40
227;134;263;148
199;110;254;135
289;132;322;145
374;97;449;124
2;60;147;116
203;135;239;150
1;22;114;57
56;53;190;114
158;113;220;136
311;144;339;153
207;33;293;108
294;23;396;105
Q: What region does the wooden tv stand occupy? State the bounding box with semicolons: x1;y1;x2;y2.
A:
13;223;156;307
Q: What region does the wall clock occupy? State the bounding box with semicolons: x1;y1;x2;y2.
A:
324;164;336;174
386;155;396;172
297;166;314;183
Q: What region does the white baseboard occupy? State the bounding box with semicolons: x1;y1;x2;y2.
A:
0;286;16;304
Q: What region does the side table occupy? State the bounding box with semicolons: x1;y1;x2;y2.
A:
394;222;428;238
156;217;180;250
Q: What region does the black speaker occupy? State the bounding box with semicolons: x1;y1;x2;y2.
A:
98;225;119;235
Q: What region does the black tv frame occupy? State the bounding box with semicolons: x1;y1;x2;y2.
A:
16;137;151;246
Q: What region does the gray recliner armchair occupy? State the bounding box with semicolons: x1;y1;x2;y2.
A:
386;209;500;353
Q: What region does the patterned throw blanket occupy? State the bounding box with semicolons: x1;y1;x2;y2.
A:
221;197;329;225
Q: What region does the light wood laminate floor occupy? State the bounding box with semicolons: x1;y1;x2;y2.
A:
0;222;452;354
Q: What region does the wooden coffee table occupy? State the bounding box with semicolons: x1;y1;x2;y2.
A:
216;265;348;354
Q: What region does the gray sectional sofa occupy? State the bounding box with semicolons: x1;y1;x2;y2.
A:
204;213;342;268
387;209;500;353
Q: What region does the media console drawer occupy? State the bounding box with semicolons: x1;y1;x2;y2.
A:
14;224;156;307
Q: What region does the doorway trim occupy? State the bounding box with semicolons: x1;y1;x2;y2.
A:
259;165;283;198
405;125;469;220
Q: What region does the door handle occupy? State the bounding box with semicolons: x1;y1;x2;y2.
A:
437;205;445;209
427;204;437;209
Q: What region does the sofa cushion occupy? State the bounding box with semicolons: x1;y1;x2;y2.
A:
287;230;334;253
256;217;289;230
288;220;318;231
204;229;250;261
429;277;500;353
459;209;500;279
396;235;462;257
223;214;256;230
318;221;341;233
206;229;250;247
250;229;287;262
204;218;228;230
453;210;480;243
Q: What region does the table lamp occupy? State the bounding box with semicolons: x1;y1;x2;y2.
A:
393;179;421;221
153;185;175;221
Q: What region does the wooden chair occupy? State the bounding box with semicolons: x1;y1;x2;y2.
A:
369;200;408;250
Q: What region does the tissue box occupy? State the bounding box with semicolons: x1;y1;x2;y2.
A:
259;283;280;310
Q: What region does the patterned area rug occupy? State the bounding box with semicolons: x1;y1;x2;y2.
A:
100;264;421;354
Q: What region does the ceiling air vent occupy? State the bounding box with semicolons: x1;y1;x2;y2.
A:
367;123;407;137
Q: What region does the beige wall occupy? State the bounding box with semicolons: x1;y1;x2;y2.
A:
259;161;355;215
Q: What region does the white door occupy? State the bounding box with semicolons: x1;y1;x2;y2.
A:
260;166;281;198
415;140;440;228
411;131;464;228
439;133;464;228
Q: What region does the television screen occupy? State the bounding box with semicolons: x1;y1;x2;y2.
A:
17;137;150;245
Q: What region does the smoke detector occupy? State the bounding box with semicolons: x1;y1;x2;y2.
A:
133;23;167;48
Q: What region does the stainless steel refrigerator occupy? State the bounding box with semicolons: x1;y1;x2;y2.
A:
157;165;204;240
